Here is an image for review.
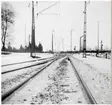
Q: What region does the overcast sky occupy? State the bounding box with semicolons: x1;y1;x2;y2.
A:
5;0;111;51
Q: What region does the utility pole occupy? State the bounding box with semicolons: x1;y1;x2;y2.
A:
28;1;59;55
83;1;87;58
71;30;72;51
97;21;99;51
70;30;73;51
62;38;64;51
29;34;31;52
52;30;54;53
31;1;36;57
83;1;90;58
25;21;26;52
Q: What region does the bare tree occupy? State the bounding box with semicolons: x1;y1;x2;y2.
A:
1;2;15;51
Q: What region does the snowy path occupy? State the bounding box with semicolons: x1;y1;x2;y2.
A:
3;56;89;104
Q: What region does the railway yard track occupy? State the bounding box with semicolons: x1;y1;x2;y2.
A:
2;56;55;74
2;59;37;67
2;54;98;104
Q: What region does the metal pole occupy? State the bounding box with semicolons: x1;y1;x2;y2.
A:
29;34;30;52
31;1;36;57
98;21;99;51
80;35;84;51
62;38;64;51
52;30;54;53
101;40;103;51
83;1;87;57
70;30;73;52
25;21;26;52
71;30;72;51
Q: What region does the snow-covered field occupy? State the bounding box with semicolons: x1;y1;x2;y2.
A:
71;53;112;104
1;53;53;66
73;54;111;79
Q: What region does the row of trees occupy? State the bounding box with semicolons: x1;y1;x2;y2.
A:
7;42;43;52
1;2;43;53
1;2;15;51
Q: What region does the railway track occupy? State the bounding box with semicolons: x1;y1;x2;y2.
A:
2;54;65;103
2;54;97;104
2;56;55;74
68;55;97;104
2;60;53;94
2;56;58;94
2;59;37;67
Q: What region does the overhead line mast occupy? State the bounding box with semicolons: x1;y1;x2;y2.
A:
83;1;90;58
97;21;99;52
52;30;54;53
70;30;73;51
31;1;36;57
83;1;87;58
30;1;59;57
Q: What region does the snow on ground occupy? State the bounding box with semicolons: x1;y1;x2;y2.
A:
1;53;54;74
2;60;38;73
2;62;49;94
70;53;112;104
73;53;111;78
88;52;111;59
1;53;54;96
1;53;53;66
36;53;53;59
3;57;89;104
2;53;112;104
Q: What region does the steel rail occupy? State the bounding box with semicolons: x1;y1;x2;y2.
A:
2;56;59;102
68;56;97;104
2;57;55;74
2;56;54;67
2;59;37;67
38;56;54;61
